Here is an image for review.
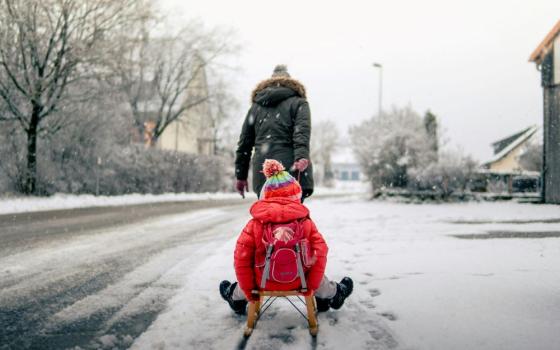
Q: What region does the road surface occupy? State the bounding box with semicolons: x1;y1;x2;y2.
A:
0;199;249;349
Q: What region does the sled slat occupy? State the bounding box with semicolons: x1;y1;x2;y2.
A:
259;290;302;297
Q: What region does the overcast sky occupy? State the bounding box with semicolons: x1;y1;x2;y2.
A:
162;0;559;161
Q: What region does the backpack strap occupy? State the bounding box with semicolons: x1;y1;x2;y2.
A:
294;243;307;291
259;223;275;289
292;218;306;240
261;222;275;245
291;220;308;291
260;243;274;289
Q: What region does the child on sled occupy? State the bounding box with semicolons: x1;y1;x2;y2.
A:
220;159;353;315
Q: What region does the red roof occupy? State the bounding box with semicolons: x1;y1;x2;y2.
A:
529;20;560;63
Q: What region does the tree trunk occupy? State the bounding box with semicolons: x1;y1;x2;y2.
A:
149;133;159;148
25;107;40;194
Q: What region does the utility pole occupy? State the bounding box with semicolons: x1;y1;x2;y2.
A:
373;62;383;116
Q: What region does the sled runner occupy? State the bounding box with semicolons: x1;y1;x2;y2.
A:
244;290;318;337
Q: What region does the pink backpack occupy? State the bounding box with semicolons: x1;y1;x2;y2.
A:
259;219;313;291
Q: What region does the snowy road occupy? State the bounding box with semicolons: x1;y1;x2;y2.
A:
2;196;560;350
0;200;249;349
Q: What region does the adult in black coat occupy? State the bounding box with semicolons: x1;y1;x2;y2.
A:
235;65;314;201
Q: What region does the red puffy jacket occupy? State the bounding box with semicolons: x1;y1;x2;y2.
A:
234;197;328;299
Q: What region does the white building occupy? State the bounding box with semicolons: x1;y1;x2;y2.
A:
331;146;363;182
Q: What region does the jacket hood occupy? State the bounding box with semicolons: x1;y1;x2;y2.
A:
250;197;309;223
251;77;307;107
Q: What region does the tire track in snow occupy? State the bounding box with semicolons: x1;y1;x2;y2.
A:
130;197;399;350
0;206;248;349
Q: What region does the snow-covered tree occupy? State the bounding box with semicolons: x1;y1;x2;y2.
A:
349;106;433;190
0;0;144;194
0;1;238;196
423;110;439;163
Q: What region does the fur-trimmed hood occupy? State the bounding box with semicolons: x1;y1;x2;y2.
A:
251;77;306;105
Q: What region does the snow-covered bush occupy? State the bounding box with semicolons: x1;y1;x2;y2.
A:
0;123;27;194
98;145;228;195
0;107;229;196
407;150;478;195
31;142;228;196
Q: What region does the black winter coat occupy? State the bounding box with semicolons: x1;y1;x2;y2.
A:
235;77;314;197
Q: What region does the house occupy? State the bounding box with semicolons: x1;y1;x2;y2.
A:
476;126;540;194
482;125;538;172
529;19;560;203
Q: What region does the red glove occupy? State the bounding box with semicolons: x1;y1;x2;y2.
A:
292;158;309;172
235;179;249;198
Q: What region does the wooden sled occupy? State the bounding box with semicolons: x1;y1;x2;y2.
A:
244;290;318;337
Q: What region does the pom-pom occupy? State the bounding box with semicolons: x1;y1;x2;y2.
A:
262;159;285;178
271;64;290;78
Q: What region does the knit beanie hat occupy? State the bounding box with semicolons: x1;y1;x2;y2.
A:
271;64;290;78
260;159;302;201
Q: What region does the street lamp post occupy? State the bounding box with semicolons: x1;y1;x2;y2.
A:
373;62;383;116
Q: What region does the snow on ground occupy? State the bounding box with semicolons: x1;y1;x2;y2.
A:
130;195;397;350
307;200;560;350
1;205;252;349
131;198;560;350
4;194;558;349
0;180;366;215
314;180;368;194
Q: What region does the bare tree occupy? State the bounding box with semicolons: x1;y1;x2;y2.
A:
0;0;142;194
209;78;241;156
311;119;339;185
110;18;237;146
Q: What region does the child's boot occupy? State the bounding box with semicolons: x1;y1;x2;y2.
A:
315;297;331;312
330;277;354;309
219;280;247;315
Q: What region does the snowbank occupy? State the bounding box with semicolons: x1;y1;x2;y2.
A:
0;192;239;215
0;181;369;215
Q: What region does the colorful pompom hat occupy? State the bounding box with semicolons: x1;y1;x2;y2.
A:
260;159;302;201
